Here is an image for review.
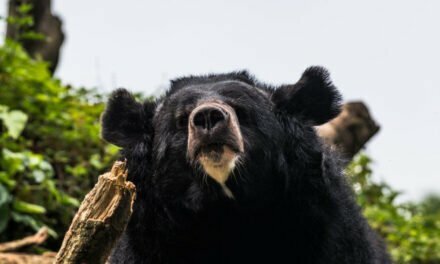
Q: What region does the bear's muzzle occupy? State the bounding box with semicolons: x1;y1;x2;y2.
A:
187;101;244;190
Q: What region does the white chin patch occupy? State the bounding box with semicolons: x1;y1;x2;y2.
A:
199;146;238;198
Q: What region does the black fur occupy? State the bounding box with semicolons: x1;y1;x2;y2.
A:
102;66;390;264
271;66;342;125
101;89;155;148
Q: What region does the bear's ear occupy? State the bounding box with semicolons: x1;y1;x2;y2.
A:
271;66;342;125
101;88;154;148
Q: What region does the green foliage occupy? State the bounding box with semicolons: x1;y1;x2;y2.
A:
5;3;45;42
0;39;118;248
347;154;440;264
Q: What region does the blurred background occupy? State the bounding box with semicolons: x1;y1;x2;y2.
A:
0;0;439;263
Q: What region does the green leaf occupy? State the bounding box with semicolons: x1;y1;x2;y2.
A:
89;154;103;169
31;170;46;183
60;195;80;207
11;212;58;238
19;31;45;41
11;211;40;231
17;3;33;14
0;172;17;189
0;109;28;139
2;149;26;175
0;184;11;206
12;200;46;214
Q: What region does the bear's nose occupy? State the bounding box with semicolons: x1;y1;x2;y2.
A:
191;106;228;131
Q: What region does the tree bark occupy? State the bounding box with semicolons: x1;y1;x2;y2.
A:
54;161;136;264
316;101;380;162
6;0;64;73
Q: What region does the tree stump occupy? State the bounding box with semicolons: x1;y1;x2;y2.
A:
317;101;380;162
54;161;136;264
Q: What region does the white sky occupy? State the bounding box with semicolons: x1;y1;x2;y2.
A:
1;0;439;201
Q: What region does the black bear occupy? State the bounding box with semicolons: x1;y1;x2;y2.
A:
102;66;390;264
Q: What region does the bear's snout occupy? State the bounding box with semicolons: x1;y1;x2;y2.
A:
187;101;244;187
190;104;229;134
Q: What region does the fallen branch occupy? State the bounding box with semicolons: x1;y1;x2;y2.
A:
54;161;136;264
0;227;48;253
0;252;56;264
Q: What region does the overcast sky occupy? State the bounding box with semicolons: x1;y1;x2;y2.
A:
1;0;439;201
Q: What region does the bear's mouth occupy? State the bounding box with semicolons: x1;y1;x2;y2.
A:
197;144;240;198
196;143;240;172
193;142;241;162
199;144;225;163
191;142;242;197
190;140;243;186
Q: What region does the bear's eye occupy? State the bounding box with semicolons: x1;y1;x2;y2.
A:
176;114;189;130
219;88;248;100
233;105;248;124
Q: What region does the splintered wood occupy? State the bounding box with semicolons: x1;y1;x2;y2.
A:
55;161;136;264
317;102;379;162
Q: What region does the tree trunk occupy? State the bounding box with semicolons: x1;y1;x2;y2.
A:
6;0;64;73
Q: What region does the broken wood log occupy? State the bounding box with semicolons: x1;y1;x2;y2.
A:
317;101;380;162
54;161;136;264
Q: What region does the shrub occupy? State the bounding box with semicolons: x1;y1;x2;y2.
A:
347;154;440;263
0;39;117;249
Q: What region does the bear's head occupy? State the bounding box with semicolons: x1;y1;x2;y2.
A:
101;66;341;206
